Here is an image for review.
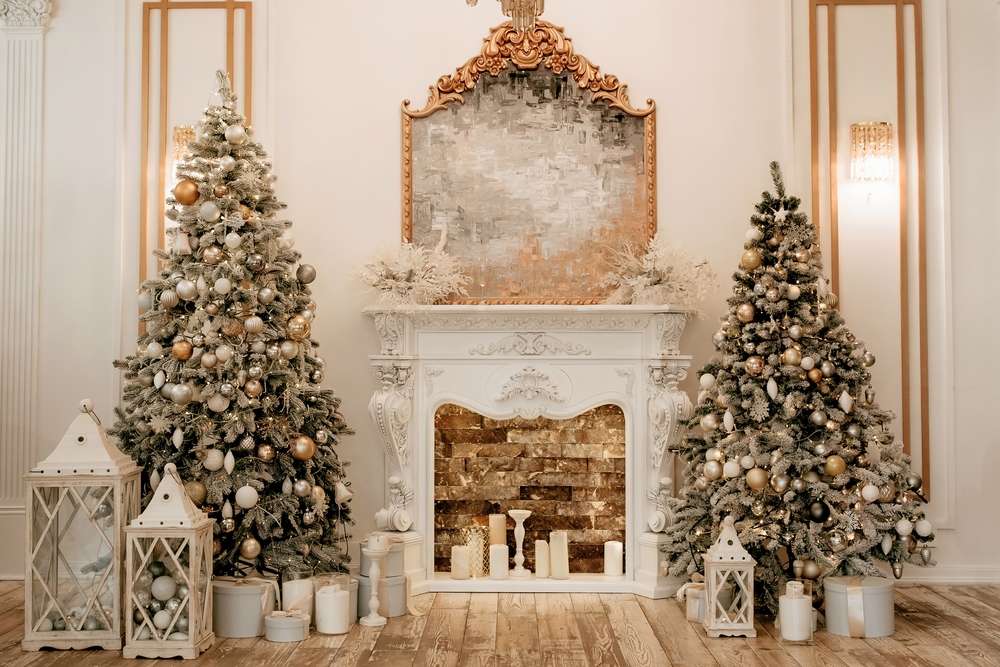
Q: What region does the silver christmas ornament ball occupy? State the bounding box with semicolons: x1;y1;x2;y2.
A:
224;124;248;145
302;510;317;526
258;287;276;304
809;410;828;427
220;382;236;398
791;478;807;493
905;473;923;491
296;264;317;284
788;324;802;340
315;430;328;444
293;479;312;497
221;517;235;533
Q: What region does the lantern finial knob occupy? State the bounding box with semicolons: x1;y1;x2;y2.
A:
79;398;94;413
723;515;735;529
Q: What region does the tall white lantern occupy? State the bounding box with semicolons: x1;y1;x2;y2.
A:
703;515;757;638
123;463;215;660
22;400;141;651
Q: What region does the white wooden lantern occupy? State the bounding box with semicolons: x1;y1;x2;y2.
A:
123;463;215;660
22;400;141;651
703;515;757;638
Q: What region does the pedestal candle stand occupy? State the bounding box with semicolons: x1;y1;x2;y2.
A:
359;537;390;627
508;510;532;578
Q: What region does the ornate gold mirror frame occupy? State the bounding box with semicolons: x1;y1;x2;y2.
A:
401;21;656;304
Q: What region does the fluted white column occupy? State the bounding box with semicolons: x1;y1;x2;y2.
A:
0;0;50;507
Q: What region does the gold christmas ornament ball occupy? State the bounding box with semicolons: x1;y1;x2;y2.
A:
202;245;224;265
244;379;263;398
824;454;847;476
879;483;897;502
807;368;824;383
740;248;763;271
291;435;317;461
184;480;207;506
770;473;791;493
745;356;765;376
213;184;229;198
704;460;723;481
256;443;275;462
287;315;311;341
801;559;821;580
240;204;253;220
746;467;769;491
736;303;756;323
171;340;193;361
222;319;244;337
173;179;200;205
781;347;802;366
239;537;262;560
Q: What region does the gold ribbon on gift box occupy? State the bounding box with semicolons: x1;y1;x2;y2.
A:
844;576;866;637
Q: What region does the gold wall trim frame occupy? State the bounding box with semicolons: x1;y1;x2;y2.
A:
400;20;657;298
809;0;929;493
139;0;253;284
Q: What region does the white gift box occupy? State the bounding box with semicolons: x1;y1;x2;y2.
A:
359;539;405;578
212;577;279;638
357;574;407;618
684;583;705;622
264;611;310;643
824;576;894;638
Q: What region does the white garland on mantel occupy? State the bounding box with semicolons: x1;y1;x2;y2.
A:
360;243;469;306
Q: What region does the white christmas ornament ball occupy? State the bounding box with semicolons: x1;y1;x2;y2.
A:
138;290;153;311
176;279;197;301
895;518;914;537
235;485;259;509
861;483;881;503
213;277;232;295
915;519;933;537
207;393;230;413
800;356;816;371
199;201;221;222
202;449;224;472
170;383;194;406
699;374;716;390
786;284;801;300
745;226;763;242
224;232;242;249
219;155;237;172
151;575;178;602
700;414;720;431
145;341;163;358
723;459;742;478
225;124;248;145
740;455;756;470
152;610;172;630
215;344;234;362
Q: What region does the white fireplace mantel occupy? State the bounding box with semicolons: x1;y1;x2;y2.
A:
364;304;693;597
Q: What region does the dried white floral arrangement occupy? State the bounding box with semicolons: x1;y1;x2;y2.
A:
602;233;717;315
361;242;470;306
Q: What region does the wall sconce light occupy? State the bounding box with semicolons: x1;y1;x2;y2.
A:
850;122;895;182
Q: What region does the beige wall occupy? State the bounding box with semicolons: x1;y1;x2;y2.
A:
1;0;996;579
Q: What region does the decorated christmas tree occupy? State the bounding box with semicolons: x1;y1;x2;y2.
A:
112;72;352;576
663;163;933;611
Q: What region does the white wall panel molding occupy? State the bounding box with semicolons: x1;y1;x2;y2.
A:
0;0;50;512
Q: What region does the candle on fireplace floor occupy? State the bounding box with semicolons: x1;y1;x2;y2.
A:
489;514;506;546
550;531;569;580
604;540;624;577
489;545;509;579
315;585;350;635
535;540;550;578
451;546;471;580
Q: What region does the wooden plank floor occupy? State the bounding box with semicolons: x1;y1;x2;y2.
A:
3;583;1000;666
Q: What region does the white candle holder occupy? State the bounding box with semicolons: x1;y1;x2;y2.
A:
359;536;390;627
508;510;532;578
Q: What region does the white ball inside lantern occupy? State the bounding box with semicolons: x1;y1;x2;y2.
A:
235;485;259;509
152;609;172;630
202;449;225;472
151;575;178;602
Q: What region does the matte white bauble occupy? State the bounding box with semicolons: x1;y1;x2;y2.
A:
198;201;221;222
219;155;236;172
215;345;233;362
915;519;933;537
223;450;235;474
895;519;914;537
224;232;242;249
153;610;172;630
201;352;217;369
224;124;247;145
838;391;855;414
700;414;719;431
745;226;763;241
699;373;716;390
176;279;197;301
213;277;232;295
207;393;230;413
146;341;163;358
740;455;756;470
800;356;815;371
723;459;742;478
151;575;177;602
170;383;194;406
235;485;259;509
202;449;224;471
786;284;801;300
861;483;881;503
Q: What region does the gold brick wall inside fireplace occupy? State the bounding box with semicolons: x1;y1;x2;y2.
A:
434;404;626;574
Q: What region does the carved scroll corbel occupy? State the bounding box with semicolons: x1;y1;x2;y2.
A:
369;362;413;468
647;363;693;469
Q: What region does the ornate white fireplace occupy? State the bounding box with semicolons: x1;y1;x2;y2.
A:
365;305;692;598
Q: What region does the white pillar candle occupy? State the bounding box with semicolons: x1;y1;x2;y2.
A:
488;514;507;546
281;577;314;617
779;594;813;642
451;546;471;580
489;544;509;579
315;585;350;635
534;540;550;578
604;541;624;577
549;531;569;580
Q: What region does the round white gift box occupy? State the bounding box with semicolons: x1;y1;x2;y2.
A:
824;576;894;638
264;611;310;643
212;578;277;638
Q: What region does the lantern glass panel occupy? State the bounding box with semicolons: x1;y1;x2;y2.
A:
28;484;117;633
128;535;194;642
711;568;753;625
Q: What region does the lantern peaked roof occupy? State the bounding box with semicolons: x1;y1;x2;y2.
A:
31;399;139;476
131;463;211;529
706;515;756;564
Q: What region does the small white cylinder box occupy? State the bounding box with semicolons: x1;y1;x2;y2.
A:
264;611;310;643
212;577;278;638
824;576;895;638
357;574;407;618
359;539;405;578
